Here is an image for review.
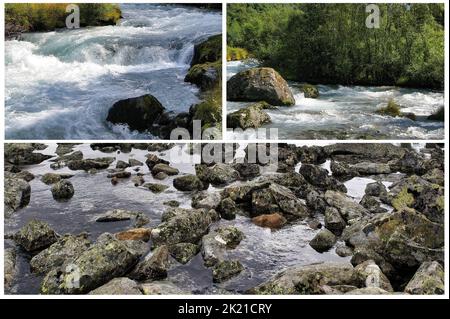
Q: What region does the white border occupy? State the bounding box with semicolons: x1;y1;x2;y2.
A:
0;0;448;300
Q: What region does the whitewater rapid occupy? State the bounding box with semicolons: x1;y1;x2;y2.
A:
5;4;222;139
227;61;444;140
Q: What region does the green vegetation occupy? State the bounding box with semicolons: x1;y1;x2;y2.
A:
228;3;444;89
227;47;250;61
377;99;401;117
191;86;222;131
392;187;415;211
5;3;121;35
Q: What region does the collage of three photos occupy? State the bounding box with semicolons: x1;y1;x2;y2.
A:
2;2;447;297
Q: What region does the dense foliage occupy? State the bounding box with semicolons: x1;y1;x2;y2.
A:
228;3;444;89
5;3;121;35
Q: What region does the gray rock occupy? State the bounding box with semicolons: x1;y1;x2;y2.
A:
227;102;271;129
324;190;368;224
173;175;209;191
129;245;169;281
151;163;179;176
201;226;244;267
212;260;244;283
140;281;189;295
4;175;31;217
88;277;142;295
116;160;130;169
4;248;17;289
14;220;58;252
404;261;444;295
191;191;221;210
169;243;199;264
309;229;337;252
299;164;347;192
324;206;346;235
51;180;74;200
354;260;393;292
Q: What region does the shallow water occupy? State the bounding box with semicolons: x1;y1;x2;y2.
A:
6;143;408;294
5;4;222;139
227;60;444;140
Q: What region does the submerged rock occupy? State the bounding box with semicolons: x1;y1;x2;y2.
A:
404;261;444;295
30;234;91;274
106;94;166;132
227;67;295;106
14;220;58;253
40;234;142;294
88;277;142;295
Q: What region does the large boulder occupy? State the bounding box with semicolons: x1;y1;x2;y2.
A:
106;94;165;132
190;34;222;66
4;174;31;217
14;220;58;252
173;175;209;191
324;191;369;224
227;102;272;129
30;234;91;274
227;67;295;106
404;261;444;295
249;262;361;295
309;229;337;253
151;208;214;246
67;157;114;171
88;277;142;295
40;233;142;294
185;61;221;91
196;163;240;186
4;143;52;165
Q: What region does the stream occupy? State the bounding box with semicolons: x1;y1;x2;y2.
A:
5;4;221;139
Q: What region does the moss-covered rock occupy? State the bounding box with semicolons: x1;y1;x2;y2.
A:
129;245;169;281
4;174;31;217
376;99;401;117
227;47;250;61
404;261;444;294
212;260;244;283
191;34;222;66
169;243;199;264
51;180;74;200
227;67;295;106
143;183;169;193
227;102;272;129
173;174;209;191
14;220;58;253
88;277;142;295
185;61;221;91
302;84;319;98
309;229;337;252
201;226;244;267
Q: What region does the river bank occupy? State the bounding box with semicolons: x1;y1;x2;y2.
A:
4;143;444;295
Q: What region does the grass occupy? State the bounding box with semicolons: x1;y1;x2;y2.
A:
376;99;401;117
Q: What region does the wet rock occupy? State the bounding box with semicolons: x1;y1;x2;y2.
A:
359;195;387;214
191;191;221;210
163;200;180;207
324;191;368;224
305;190;328;214
145;154;169;170
335;244;353;257
143;183;169;193
299;164;347;192
14;170;35;182
151;208;214;246
129;245;169;281
251;183;309;218
252;213;287;229
354;260;393;292
4;175;31;217
131;175;145;187
128;158;143;167
4;248;17;288
41;173;73;185
40;234;142;294
309;229;337;252
30;234;91;274
173;175;209;191
115;228;151;242
88;277;142;295
212;260;244;283
51;180;74;200
197;163;240;186
348;162;391;175
302;84;319;98
185;61;220;90
297;145;327;164
201;226;244;267
116;160;130;169
365;181;388;198
273;172;313;199
169;243;199;264
107;170;131;179
4;143;52;165
190;34;221;65
140;281;188;295
217;197;238;220
249;262;361;295
14;220;58;253
427;106;444;121
232;163;260;179
422;168;444;186
52;151;84;166
324;207;346;235
227;67;295;106
330;161;357;180
324;143;406;163
404;261;444;295
153;172;168;180
55;144;80;156
151;163;179;176
106;94;166;132
307;219;322;230
227;102;272;129
68;157;114;171
95;209;149;227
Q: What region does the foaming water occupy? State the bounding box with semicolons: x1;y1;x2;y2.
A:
5;4;222;139
227;61;444;140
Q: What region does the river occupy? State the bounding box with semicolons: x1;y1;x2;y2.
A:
227;60;444;140
5;4;221;139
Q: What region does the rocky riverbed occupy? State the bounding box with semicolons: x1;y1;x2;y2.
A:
4;143;445;295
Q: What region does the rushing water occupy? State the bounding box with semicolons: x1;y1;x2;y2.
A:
6;143;390;294
227;60;444;140
5;4;222;139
